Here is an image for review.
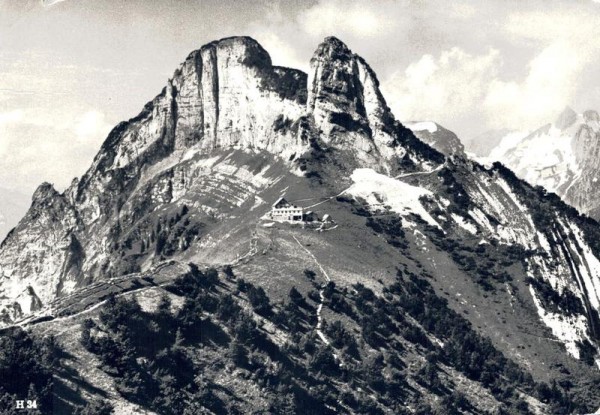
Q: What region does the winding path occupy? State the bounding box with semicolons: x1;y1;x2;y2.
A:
394;163;443;179
291;235;331;346
304;189;349;210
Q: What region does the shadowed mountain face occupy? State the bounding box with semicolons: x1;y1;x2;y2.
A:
1;37;600;413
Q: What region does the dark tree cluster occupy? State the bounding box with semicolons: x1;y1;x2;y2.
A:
393;123;445;167
385;271;587;414
78;260;595;414
366;216;408;250
81;292;197;415
0;328;58;415
526;277;586;316
437;166;472;212
428;233;526;291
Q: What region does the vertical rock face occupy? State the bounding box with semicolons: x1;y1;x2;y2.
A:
75;37;309;224
87;36;308;175
566;110;600;217
308;37;366;128
307;37;401;169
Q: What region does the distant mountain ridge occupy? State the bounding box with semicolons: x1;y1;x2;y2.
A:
405;121;465;156
476;107;600;221
463;128;521;158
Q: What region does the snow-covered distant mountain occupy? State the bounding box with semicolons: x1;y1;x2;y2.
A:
463;128;522;158
481;107;600;220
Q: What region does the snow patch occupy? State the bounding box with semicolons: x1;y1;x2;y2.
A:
249;196;265;211
468;208;494;233
405;121;438;133
536;231;552;253
490;126;581;195
529;286;589;359
347;168;440;228
451;213;477;235
488;130;530;161
567;224;600;310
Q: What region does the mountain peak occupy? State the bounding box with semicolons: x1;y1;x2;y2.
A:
3;36;600;411
312;36;352;61
208;35;260;46
554;106;577;130
0;34;439;329
185;35;272;70
306;35;402;166
32;182;58;202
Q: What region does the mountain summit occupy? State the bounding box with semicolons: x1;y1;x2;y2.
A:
1;37;600;413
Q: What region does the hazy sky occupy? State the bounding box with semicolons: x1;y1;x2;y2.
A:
1;0;600;196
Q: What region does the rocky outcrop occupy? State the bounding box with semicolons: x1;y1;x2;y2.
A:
74;37;310;227
307;37;407;171
0;182;80;317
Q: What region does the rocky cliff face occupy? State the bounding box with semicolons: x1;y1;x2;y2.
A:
566;110;600;218
1;36;600;393
308;37;399;168
483;107;600;221
0;36;310;321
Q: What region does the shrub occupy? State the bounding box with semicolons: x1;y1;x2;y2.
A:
247;286;272;315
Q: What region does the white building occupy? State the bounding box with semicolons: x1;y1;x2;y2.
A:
271;197;304;222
